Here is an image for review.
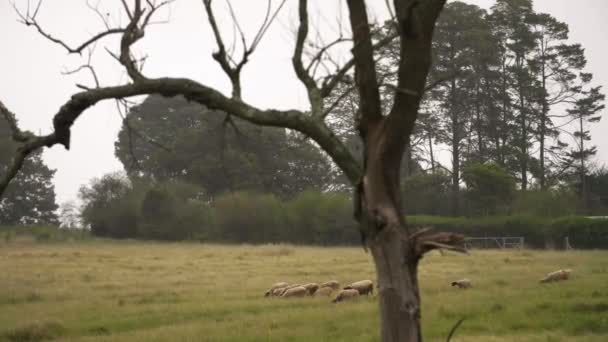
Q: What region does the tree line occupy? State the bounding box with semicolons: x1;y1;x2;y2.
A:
1;0;606;230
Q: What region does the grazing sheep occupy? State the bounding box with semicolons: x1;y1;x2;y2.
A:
540;269;572;283
276;284;301;296
302;283;320;295
313;286;334;297
451;278;472;289
320;280;340;290
332;289;360;303
344;280;374;296
270;286;289;297
264;282;290;297
281;286;308;298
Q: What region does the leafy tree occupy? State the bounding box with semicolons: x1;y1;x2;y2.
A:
401;171;451;215
0;112;58;225
78;172;139;238
463;163;516;215
58;201;81;229
116;95;332;198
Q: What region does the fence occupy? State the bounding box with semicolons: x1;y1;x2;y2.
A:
464;236;525;250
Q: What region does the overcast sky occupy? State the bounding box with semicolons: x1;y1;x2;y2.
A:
1;0;607;205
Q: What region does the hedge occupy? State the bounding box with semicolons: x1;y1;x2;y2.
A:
408;215;608;249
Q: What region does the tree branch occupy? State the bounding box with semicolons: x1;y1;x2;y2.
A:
345;0;382;125
202;0;286;99
0;76;362;197
13;0;126;55
292;0;323;115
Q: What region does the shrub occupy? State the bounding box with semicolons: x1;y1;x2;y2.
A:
211;192;287;243
285;191;357;245
408;215;608;249
463;163;516;215
511;190;578;218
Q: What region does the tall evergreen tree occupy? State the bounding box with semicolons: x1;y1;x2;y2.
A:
528;12;588;189
564;83;605;211
0;113;58;224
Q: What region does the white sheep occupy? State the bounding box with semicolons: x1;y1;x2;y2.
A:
344;280;374;295
281;286;308;298
540;269;572;283
320;280;340;290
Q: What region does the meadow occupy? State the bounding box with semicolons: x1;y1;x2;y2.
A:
1;239;607;341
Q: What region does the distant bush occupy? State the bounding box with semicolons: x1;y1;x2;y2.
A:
463;163;516;215
285;191;358;245
402;171;451;215
0;225;91;242
511;190;578;218
549;216;608;249
212;192;286;243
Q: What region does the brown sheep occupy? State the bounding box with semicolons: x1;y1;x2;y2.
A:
313;286;334;297
332;289;360;303
302;283;320;295
540;269;572;283
451;278;472;289
320;280;340;290
344;280;374;296
264;282;290;297
281;286;308;298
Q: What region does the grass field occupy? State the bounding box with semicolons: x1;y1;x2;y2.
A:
1;240;607;341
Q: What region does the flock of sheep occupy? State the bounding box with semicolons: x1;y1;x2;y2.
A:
263;269;572;304
264;279;374;303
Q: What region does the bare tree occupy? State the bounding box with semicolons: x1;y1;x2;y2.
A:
1;1;464;340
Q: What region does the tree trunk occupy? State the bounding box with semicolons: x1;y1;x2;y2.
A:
517;55;528;191
358;121;422;341
450;78;460;216
428;133;435;174
539;62;547;190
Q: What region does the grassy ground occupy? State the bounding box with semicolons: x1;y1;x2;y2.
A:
1;240;607;341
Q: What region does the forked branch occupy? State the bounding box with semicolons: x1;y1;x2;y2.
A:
202;0;287;99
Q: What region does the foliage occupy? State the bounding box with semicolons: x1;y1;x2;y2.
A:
115;95;332;198
511;190;578;218
285;191;358;245
211;192;286;243
78;172;359;244
78;172;139;238
401;171;451;216
410;215;608;249
463;163;517;215
0;112;58;225
0;225;91;243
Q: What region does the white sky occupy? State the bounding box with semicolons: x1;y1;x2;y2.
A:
1;0;607;204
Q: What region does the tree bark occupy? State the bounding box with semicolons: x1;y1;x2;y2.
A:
359;120;422;341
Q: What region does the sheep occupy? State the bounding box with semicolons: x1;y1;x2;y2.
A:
540;269;572;283
332;289;360;303
264;282;290;297
320;280;340;290
451;278;472;289
344;280;374;296
302;283;320;295
281;286;308;298
276;284;302;296
313;286;334;297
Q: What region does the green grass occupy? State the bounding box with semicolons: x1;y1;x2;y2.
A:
1;240;607;341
